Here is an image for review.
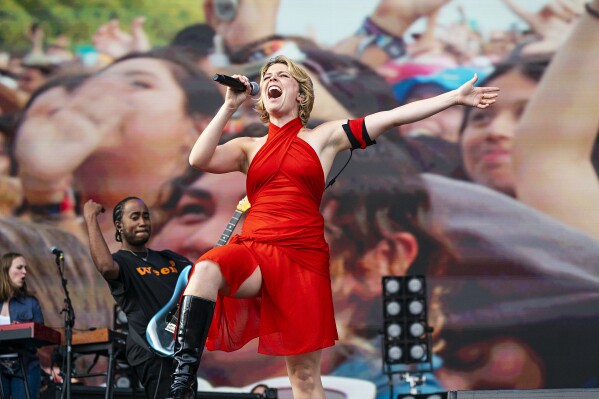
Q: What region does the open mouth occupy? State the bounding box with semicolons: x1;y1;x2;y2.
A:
268;86;282;99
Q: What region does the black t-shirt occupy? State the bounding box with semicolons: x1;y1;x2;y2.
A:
108;249;191;365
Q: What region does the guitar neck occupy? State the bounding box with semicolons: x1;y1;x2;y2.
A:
215;209;244;247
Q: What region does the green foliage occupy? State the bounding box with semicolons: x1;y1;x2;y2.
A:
0;0;204;55
0;0;33;53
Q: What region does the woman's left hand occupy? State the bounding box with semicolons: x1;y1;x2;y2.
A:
456;74;500;109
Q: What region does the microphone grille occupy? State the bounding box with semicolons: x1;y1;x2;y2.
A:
249;82;260;96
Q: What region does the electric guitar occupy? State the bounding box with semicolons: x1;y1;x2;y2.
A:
146;196;251;357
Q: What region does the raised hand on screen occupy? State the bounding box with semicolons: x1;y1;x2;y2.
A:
501;0;584;55
92;17;150;60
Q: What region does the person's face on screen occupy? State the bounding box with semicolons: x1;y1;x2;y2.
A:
435;336;543;390
72;57;198;204
16;57;197;207
18;67;48;94
460;70;537;196
150;171;247;261
323;197;416;329
398;84;464;143
92;57;195;147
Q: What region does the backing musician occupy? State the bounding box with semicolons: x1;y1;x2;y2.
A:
0;252;44;399
83;197;191;399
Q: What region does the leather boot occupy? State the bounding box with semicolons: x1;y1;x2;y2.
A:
166;295;215;399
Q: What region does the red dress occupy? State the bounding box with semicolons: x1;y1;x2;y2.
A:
197;117;338;356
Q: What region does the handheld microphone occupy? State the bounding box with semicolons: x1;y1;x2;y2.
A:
50;247;64;259
212;74;259;96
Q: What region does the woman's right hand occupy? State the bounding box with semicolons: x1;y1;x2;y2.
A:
224;74;253;110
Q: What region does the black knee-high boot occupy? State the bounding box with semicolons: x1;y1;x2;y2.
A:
166;295;215;399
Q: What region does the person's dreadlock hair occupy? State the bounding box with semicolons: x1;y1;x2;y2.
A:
112;196;142;242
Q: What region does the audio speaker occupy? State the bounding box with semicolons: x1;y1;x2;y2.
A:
449;388;599;399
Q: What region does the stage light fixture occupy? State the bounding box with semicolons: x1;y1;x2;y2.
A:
409;321;426;338
406;276;424;294
386;343;404;363
398;393;447;399
386;299;402;317
381;275;432;367
408;299;425;316
386;322;402;339
385;278;401;295
409;343;427;361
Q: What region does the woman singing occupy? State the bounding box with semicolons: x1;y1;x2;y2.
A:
167;55;498;399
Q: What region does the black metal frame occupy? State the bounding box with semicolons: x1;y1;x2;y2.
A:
380;275;434;399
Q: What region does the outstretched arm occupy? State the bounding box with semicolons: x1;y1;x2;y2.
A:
83;200;120;280
365;74;498;143
325;74;498;153
512;0;599;240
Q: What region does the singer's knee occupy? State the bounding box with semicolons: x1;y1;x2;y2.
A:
185;260;226;299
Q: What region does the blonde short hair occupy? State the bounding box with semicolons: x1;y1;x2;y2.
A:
255;55;314;127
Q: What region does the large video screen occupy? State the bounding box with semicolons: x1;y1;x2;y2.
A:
1;0;598;397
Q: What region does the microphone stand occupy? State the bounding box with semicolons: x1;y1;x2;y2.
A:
54;252;75;399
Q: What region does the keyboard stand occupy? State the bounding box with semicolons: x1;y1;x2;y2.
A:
63;329;128;399
0;348;32;399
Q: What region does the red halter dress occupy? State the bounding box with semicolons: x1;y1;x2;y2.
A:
197;117;338;356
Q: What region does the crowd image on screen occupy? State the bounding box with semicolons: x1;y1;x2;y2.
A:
1;0;599;397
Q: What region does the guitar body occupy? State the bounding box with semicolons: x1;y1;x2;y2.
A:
146;265;191;357
146;197;251;357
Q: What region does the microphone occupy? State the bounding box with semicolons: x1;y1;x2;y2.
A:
50;247;64;259
212;74;259;96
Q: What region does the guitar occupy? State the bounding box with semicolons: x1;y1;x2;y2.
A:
146;196;251;357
